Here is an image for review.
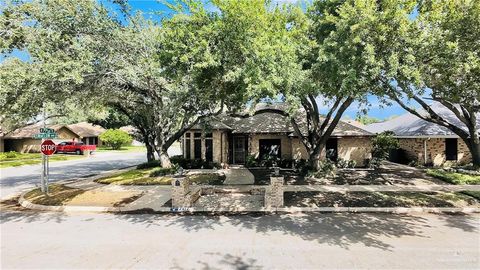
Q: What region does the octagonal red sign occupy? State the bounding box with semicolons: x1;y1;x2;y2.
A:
41;140;56;156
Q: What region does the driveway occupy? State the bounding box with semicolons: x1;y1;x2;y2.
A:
1;210;478;269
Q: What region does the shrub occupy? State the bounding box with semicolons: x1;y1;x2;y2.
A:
372;131;399;161
245;155;258;167
279;159;294;168
136;160;161;169
294;159;312;175
149;167;177;177
336;158;349;168
347;160;357;168
0;151;19;159
99;129;132;150
307;160;336;178
169;155;220;169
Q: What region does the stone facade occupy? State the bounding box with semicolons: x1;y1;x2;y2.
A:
182;130;373;167
398;137;472;166
264;176;284;208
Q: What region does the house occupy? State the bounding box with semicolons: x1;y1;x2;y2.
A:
1;122;107;153
181;103;374;166
366;103;479;166
68;122;106;146
2;123;81;153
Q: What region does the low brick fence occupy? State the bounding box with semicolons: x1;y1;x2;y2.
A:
171;175;286;209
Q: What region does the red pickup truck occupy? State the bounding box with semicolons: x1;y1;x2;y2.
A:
56;141;96;155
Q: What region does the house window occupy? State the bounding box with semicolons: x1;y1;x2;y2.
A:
326;138;338;162
445;138;458;161
205;133;213;162
185;133;191;159
259;139;281;160
194;132;201;159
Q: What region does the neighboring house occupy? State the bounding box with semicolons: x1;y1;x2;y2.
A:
366;103;480;166
181;103;374;166
2;124;81;153
68;122;106;146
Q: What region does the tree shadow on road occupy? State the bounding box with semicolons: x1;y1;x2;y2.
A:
0;197;68;224
114;212;432;251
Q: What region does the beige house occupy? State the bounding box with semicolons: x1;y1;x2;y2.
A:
2;124;81;153
182;104;374;166
1;122;106;153
68;122;106;146
367;103;479;166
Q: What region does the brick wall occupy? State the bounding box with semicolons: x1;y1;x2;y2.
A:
337;137;373;166
398;137;472;166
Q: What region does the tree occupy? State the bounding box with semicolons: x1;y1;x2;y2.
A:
1;0;290;168
269;0;414;170
381;0;480;169
356;115;381;125
371;131;399;161
99;129;132;150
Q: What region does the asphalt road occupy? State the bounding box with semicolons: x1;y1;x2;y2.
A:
1;211;479;269
0;151;147;199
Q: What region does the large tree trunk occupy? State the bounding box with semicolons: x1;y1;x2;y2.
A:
466;139;480;169
146;142;155;162
156;146;172;168
309;144;324;171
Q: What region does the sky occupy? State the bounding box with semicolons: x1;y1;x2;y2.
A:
1;0;410;121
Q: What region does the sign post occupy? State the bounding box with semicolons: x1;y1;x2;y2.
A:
40;139;57;194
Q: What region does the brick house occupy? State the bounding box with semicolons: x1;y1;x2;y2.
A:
367;103;479;166
1;122;106;153
181;103;374;167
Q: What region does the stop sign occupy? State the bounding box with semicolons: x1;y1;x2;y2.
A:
41;140;56;156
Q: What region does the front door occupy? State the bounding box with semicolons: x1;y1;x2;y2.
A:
233;136;246;164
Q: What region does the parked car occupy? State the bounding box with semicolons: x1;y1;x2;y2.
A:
56;141;96;155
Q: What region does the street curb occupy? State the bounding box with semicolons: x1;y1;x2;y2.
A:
18;193;480;214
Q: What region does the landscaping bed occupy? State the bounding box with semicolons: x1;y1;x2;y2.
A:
24;184;85;206
248;168;304;185
426;169;480;200
426;169;480;185
284;191;480;208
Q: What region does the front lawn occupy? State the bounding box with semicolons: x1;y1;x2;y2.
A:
0;152;85;168
95;168;172;185
24;184;85;206
284;191;479;208
96;167;225;185
426;169;480;185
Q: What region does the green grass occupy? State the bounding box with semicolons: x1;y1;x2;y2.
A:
0;152;85;168
95;168;173;185
95;168;225;185
24;184;85;206
187;173;225;185
426;169;480;185
96;146;146;152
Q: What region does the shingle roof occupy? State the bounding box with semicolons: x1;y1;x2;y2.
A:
4;123;77;139
196;103;372;136
366;103;480;137
68;122;105;137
